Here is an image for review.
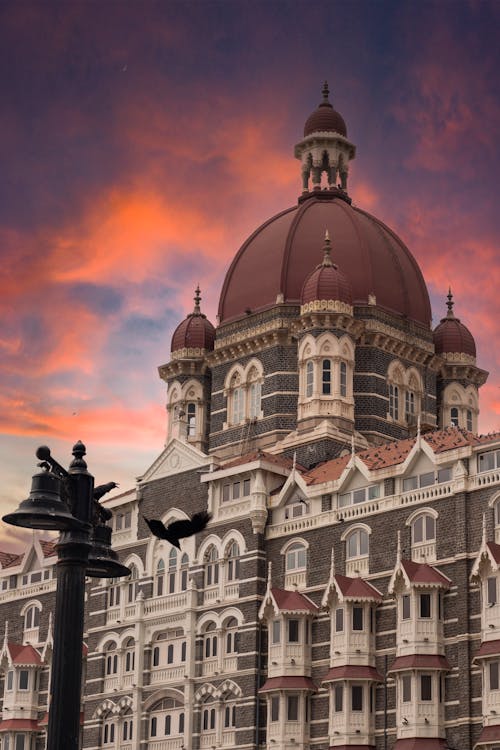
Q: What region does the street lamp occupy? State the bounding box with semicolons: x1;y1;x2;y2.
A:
3;441;130;750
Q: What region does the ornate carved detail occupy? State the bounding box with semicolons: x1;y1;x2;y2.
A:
300;299;353;315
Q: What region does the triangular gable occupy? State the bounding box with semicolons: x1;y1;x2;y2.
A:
138;437;215;483
272;472;310;509
471;540;500;580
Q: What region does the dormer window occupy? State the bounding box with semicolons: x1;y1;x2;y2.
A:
479;450;500;472
339;484;380;507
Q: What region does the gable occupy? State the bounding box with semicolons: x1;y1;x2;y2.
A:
139;438;214;483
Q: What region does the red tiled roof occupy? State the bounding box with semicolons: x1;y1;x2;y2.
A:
38;711;84;727
333;574;383;601
401;560;451;588
322;665;383;682
389;654;450;672
39;539;57;558
271;588;318;612
487;542;500;565
8;643;42;665
0;719;39;731
477;724;500;743
0;551;24;568
259;676;316;692
476;640;500;659
393;740;447;749
301;427;500;486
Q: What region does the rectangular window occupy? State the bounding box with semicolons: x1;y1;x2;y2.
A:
351;685;363;711
368;484;380;500
272;620;281;644
243;479;251;496
420;593;431;618
287;695;299;721
479;451;499;472
288;619;299;643
334;684;343;712
402;674;411;702
438;592;443;620
31;571;42;583
335;608;344;632
271;695;280;722
15;736;25;750
233;482;240;499
124;511;131;528
222;484;230;502
339;492;351;507
352;606;364;631
402;595;411;620
403;476;418;492
437;467;452;483
419;471;435;487
116;514;123;530
490;662;500;690
322;359;332;395
353;488;366;504
488;577;497;606
18;670;29;690
421;674;432;701
6;671;13;690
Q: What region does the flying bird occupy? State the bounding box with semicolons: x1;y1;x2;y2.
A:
143;511;212;548
93;482;119;501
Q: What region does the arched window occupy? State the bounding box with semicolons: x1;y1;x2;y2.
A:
248;367;262;418
204;622;218;659
168;548;177;593
225;617;239;654
103;715;115;745
24;604;41;632
187;402;196;437
306;361;314;397
156;559;165;597
405;390;415;417
124;637;135;673
122;715;133;741
227;542;240;582
346;529;369;560
286;542;307;571
389;384;399;420
180;553;189;591
450;407;459;427
322;359;332;395
412;514;436;544
150;697;184;738
127;564;139;603
233;387;244;424
107;578;121;608
467;409;473;431
340;361;347;397
205;547;219;587
104;642;118;675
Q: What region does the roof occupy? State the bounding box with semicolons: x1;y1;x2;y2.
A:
333;574;383;602
0;719;39;731
217;194;431;326
434;293;476;358
475;640;500;659
170;288;215;354
7;643;43;666
270;588;318;613
259;676;316;692
476;724;500;744
301;234;352;307
389;654;450;672
400;560;451;588
39;539;57;558
322;665;383;682
393;740;447;750
487;542;500;565
0;551;24;569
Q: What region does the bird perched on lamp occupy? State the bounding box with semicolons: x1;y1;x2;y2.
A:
144;511;212;548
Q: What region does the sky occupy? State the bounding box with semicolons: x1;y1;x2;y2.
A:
0;0;498;550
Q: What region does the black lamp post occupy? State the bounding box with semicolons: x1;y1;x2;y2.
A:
3;441;130;750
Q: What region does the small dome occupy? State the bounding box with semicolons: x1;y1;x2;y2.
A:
301;232;352;306
303;81;347;138
433;291;476;358
171;287;215;354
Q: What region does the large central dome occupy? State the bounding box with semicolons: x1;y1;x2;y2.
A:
218;194;432;327
218;85;431;329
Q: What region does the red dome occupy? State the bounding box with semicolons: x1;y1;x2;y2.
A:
301;234;352;306
171;288;215;354
303;82;347;138
218;194;431;327
433;293;476;358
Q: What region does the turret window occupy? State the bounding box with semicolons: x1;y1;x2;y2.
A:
334;684;343;712
467;409;473;431
402;674;411;702
288;619;300;642
420;674;432;701
233;387;245;424
249;381;261;419
187;402;196;436
402;594;411;619
420;593;431;618
322;359;332;394
488;577;497;606
18;670;29;690
340;361;347;397
272;620;281;644
490;661;500;690
271;696;280;721
352;606;364;631
351;685;363;711
335;608;344;632
450;407;459;426
287;695;299;721
306;361;314;397
6;671;13;691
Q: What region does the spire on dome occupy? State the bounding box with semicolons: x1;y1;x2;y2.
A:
321;230;334;267
193;285;202;314
322;80;330;104
446;287;455;318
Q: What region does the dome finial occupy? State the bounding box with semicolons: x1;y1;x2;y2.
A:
446;287;454;318
194;285;201;314
322;80;330;103
322;229;334;267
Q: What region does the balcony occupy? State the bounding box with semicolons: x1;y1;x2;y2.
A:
330;710;374;745
150;666;185;684
149;740;183;750
397;617;444;656
411;541;437;564
398;701;444;739
284;570;306;591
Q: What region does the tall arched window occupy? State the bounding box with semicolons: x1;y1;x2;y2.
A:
150;697;184;739
24;604;41;635
227;542;240;581
204;622;218;659
127;564;139;603
389;384;399;420
180;553;189;591
248;366;262;418
306;361;314;397
168;548;177;593
205;547;219;587
412;513;436;544
123;637;135;673
340;361;347;397
156;559;165;596
103;714;116;745
187;402;196;436
346;529;369;560
225;617;239;654
286;542;307;572
104;642;118;675
322;359;332;395
122;709;133;742
450;407;459;426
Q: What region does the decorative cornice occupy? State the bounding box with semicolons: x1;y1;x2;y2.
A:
300;299;353;316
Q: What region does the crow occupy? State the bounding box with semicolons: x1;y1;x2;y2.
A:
143;511;212;548
93;482;119;501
